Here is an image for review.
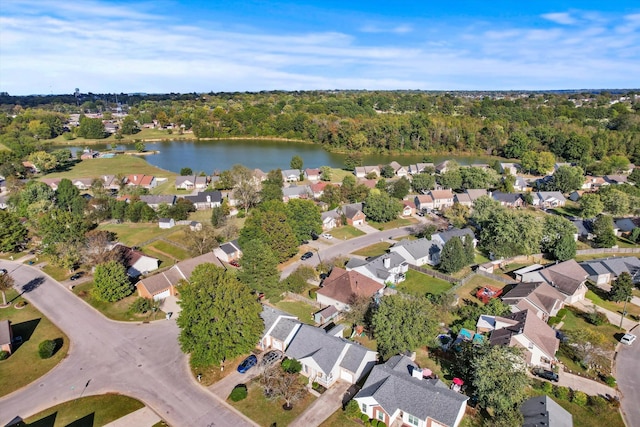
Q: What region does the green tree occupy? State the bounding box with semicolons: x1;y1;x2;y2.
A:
286;199;322;243
372;295;437;360
77;116;105;138
290;155;303;171
381;165;395;178
610;272;633;302
363;192;402;223
0;210;27;252
211;206;225;227
55;178;84;213
439;169;462;190
580;193;604;219
479;209;542;258
27;151;57;172
551;166;584;193
390;177;411;199
503;131;531;159
320;184;343;209
120;115;139;135
180;167;193;176
542;215;577;261
593;214;617;248
440;236;466;273
177;263;263;368
0;272;15;306
629;168;640;184
344;153;363;170
521;150;555;175
411;173;435;193
92;261;132;302
460;167;498;190
320;166;332;181
598;187;631;216
237;239;280;297
135;141;146;152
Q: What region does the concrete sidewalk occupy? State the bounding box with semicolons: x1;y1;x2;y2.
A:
353;223;382;235
289;381;351;427
103;407;161;427
557;368;620;398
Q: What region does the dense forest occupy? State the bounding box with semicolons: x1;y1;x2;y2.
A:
1;90;639;175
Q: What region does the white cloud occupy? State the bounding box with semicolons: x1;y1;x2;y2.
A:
541;12;577;25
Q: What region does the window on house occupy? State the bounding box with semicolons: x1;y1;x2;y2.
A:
377;411;385;421
407;414;420;426
362;403;367;413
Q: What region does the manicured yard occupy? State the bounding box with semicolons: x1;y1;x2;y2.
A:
72;282;165;322
395;269;452;297
273;300;317;325
615;236;639;248
23;394;145;426
586;286;640;320
0;250;29;260
98;222;184;247
229;379;316;427
49;127;193;145
41;155;175;179
368;217;416;231
330;226;365;240
145;240;191;261
352;242;391;258
454;274;509;305
326;167;353;183
319;410;359;427
189;352;248;387
0;289;69;397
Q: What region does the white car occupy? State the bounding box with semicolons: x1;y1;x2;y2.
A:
321;233;333;240
621;333;636;345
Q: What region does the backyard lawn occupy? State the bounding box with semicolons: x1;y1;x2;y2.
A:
319;410;358;427
229;379;316;427
352;242;391;258
41;155;175;179
22;394;145;427
329;226;365;240
0;289;69;397
454;274;509;305
273;300;317;325
395;269;452;297
586;286;640;321
72;282;165;322
144;240;191;261
368;217;416;231
98;222;184;247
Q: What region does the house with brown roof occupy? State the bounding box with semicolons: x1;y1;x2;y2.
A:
454;192;473;208
429;189;454;210
304;168;322;181
126;174;156;189
517;260;589;304
354;165;381;178
465;189;488;203
0;320;13;355
389;161;408;177
135;252;223;300
501;282;565;322
483;309;559;367
316;267;384;311
414;194;435;212
40;178;62;191
310;181;331;199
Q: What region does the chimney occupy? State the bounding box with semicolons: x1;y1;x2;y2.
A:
411;366;423;380
206;195;211;202
383;257;391;269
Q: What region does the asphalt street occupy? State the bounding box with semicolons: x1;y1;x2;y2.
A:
616;326;640;427
0;261;257;427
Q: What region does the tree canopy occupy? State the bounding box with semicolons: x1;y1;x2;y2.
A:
92;261;132;302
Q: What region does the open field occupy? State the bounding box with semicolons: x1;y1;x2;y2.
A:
22;394;145;427
48;128;195;145
98;222;185;247
41;155;175;179
351;242;391;258
0;289;69;397
395;269;452;297
145;240;191;261
71;282;165;322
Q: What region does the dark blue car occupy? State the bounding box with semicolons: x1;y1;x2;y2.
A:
237;354;258;373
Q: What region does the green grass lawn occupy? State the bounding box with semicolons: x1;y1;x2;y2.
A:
327;167;353;183
72;282;165;322
586;286;640;320
0;250;29;260
0;142;10;151
49;127;193;145
368;217;416;231
0;289;70;397
41;155;175;179
615;236;639;248
98;222;185;247
273;300;317;325
145;240;191;261
22;394;145;426
319;410;359;427
330;226;366;240
395;269;452;297
455;275;509;305
229;379;316;427
352;242;391;258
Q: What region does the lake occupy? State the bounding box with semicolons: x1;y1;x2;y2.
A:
67;139;497;174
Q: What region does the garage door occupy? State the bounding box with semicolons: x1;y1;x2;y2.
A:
353;220;363;226
153;289;171;301
340;370;353;383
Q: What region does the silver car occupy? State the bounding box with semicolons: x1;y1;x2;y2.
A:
260;350;283;367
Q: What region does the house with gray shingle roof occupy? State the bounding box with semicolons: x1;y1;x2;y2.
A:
139;195;176;210
518;259;589;303
580;256;640;286
282;169;301;182
521;395;573;427
348;252;409;285
282;184;311;202
500;282;565;322
354;354;468;427
389;238;443;266
260;306;300;352
213;239;242;263
432;227;477;248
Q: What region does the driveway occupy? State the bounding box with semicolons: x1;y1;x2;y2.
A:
556;367;619;398
208;365;262;399
160;295;182;318
0;261;257;427
289;381;351;427
571;298;638;331
616;325;640;427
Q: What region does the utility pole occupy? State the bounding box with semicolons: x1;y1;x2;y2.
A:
619;296;629;330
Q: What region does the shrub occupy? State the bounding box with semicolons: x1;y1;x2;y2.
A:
309;290;317;299
556;308;568;319
281;358;302;374
0;351;9;360
229;384;248;402
554;385;570;400
361;413;370;422
130;297;152;314
344;400;361;419
371;420;379;427
572;391;588;406
589;395;609;414
585;310;608;326
541;381;553;394
38;339;56;359
378;423;386;427
605;375;616;387
237;211;246;219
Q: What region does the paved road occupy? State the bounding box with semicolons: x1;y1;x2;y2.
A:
616;325;640;427
0;261;257;427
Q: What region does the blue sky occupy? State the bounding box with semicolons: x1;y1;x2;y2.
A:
0;0;638;94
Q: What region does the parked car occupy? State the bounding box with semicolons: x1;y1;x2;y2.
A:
321;233;333;239
533;368;559;382
70;272;83;281
310;231;319;240
229;260;240;267
260;350;283;367
237;354;258;373
0;268;7;276
621;333;637;345
300;251;314;260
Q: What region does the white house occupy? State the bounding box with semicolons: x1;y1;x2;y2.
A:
213;240;242;263
158;218;175;229
281;169;301;182
347;252;409;285
389;238;443;266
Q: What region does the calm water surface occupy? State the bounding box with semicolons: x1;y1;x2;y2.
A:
69;140;496;174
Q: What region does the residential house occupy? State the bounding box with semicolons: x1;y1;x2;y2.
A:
533;192;566;208
354;165;381;178
347;252;409;285
315;267;384;312
408;163;434;175
135;252;224;300
139;195;176;210
401;200;415;216
492;191;524;208
500;282;565;321
571;219;594;240
389;238;443;266
432;227;477;248
515;260;589;303
260;306;300;352
304;168;321;181
389;161;408;177
454;192;473;208
485;309;559;367
414;194;435;212
605;174;629;185
252;169;267;183
310;181;330;199
340;203;366;226
100;175;121;191
184;191;222;209
580;256;640;286
194;176;208;189
126;174;156;189
213;240;242;263
112;244;160;278
358;179;377;190
614;218;637;236
0;320;13;355
429;189;455;210
175;175;197;190
80;149;100;159
282;169;301;182
282;184;311;202
582;176;607;190
22;161;39;173
500;162;519;176
465;188;488;203
514;176;529;192
40;178;62;191
158;218;175;229
521;395;573;427
321;209;341;231
71;178;94;190
435;160;451;174
354;355;468;427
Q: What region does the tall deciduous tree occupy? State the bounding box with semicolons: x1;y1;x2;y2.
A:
237;239;280;296
286;199;322;243
372;295;437;360
363;192;402;223
593;214;616;248
183;225;219;256
411;173;435;193
610;272;633;302
27;151;58;172
580;193;604;219
551;166;584;193
177;263;263;368
0;272;15;306
440;236;466;273
542;215;577;261
56;178;84;213
290;155;303;171
0;210;27;252
92;261;132;302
